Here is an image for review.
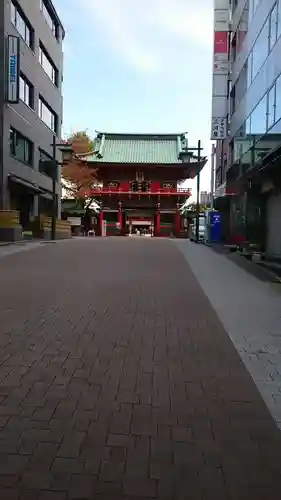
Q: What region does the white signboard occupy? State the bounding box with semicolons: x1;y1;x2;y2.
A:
214;9;229;30
212;74;228;96
215;182;226;198
211;0;229;139
211;117;227;140
7;36;20;103
213;53;228;74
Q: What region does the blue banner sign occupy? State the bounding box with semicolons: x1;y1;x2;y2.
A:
7;36;20;103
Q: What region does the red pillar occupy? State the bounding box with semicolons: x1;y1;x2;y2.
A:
99;209;103;236
118;202;123;235
174;209;181;236
155;204;160;236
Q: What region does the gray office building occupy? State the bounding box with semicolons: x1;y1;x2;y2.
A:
0;0;64;230
215;0;281;256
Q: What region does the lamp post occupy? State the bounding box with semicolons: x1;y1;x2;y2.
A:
51;135;73;240
179;139;204;242
210;143;216;211
195;140;201;242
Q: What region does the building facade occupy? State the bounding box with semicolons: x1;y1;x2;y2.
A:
214;0;281;255
78;132;206;237
0;0;64;230
200;191;211;206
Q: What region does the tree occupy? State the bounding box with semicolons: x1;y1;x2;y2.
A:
61;131;99;208
183;202;210;213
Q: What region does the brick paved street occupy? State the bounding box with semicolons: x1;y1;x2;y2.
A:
1;238;281;500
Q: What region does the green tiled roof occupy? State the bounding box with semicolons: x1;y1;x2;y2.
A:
80;133;188;164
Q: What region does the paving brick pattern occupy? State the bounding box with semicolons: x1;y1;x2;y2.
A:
174;240;281;428
0;238;281;499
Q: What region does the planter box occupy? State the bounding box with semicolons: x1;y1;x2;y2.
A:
0;210;22;242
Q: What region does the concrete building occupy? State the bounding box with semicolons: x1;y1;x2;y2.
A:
200;191;211;206
214;0;281;256
0;0;64;230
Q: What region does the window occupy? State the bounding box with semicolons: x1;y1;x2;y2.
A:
237;1;249;53
232;0;238;14
19;74;34;108
10;128;33;165
249;0;262;21
269;3;278;51
278;0;281;39
39;149;55;178
252;19;269;81
38;96;57;132
39;43;58;86
10;1;33;49
267;85;276;130
234;65;247;109
247;52;253;87
40;0;58;39
275;74;281;121
250;95;267;135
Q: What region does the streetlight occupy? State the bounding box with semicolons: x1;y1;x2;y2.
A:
179;139;205;242
50;136;73;240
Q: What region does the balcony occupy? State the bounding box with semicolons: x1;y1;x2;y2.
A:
88;186;192;197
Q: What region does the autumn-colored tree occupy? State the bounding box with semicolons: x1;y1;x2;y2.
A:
61;131;99;207
183;202;210;213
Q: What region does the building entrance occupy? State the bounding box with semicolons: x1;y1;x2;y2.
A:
129;220;153;236
9;182;34;230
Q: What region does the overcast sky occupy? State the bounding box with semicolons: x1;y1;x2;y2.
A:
55;0;214;195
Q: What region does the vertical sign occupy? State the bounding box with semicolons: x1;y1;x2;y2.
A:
6;36;20;103
211;1;229;140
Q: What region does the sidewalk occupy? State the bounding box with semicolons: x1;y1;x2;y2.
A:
1;238;281;499
174;240;281;427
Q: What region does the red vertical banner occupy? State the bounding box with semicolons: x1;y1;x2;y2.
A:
213;31;228;54
99;210;103;236
155;209;160;237
118;204;123;234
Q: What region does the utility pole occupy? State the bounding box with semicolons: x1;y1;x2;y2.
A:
51;135;57;241
210;143;216;211
195;139;201;242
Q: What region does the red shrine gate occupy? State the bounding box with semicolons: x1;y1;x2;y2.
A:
79;132;207;237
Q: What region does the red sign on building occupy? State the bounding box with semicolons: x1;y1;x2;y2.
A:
214;31;228;54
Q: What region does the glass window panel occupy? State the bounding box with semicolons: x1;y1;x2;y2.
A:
39;44;58;86
267;85;276;130
10;129;15;156
253;0;261;16
247;52;252;86
13;3;32;47
275;74;281;120
16;11;25;39
11;3;16;24
24;140;32;164
237;1;249;53
19;75;33;108
250;94;267;135
269;3;278;51
25;26;30;47
252;19;269;81
248;0;253;21
10;128;33;165
278;0;281;39
41;1;57;38
39;97;57;132
19;77;25;103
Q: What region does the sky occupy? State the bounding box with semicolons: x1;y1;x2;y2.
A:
55;0;214;196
